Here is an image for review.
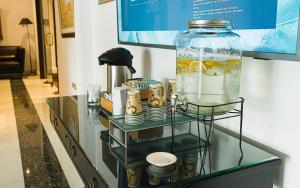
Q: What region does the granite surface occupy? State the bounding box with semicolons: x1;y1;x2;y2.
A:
11;79;69;188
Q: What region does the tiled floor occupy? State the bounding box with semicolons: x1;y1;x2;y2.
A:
0;80;24;188
22;78;84;188
10;79;69;187
0;78;84;188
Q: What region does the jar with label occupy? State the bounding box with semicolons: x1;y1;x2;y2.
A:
175;20;242;114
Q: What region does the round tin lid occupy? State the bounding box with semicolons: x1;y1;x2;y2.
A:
189;20;230;28
149;82;163;88
168;79;176;84
127;89;140;95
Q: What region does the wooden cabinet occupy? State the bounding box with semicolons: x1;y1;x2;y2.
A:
49;109;108;188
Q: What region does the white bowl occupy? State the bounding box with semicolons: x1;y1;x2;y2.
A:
146;152;177;167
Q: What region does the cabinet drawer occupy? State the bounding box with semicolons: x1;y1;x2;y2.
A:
50;109;108;188
50;109;56;124
58;122;72;156
50;111;72;156
71;143;108;188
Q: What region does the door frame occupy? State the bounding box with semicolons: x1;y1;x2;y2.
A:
35;0;46;79
35;0;58;81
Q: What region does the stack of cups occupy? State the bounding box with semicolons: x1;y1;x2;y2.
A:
147;83;165;121
181;152;198;179
181;138;199;179
127;167;142;188
166;79;176;117
126;150;143;188
87;84;101;107
112;87;128;116
125;89;144;125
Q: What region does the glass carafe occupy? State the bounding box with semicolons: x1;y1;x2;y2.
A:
175;20;242;114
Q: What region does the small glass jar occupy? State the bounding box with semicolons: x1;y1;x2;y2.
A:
175;20;242;114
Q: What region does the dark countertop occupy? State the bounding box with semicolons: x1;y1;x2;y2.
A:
46;95;280;188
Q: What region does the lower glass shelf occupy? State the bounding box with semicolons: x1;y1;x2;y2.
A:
109;133;209;168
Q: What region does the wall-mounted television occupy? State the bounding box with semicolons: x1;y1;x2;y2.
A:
117;0;300;61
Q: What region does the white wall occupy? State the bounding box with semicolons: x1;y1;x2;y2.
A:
54;0;97;95
0;0;39;74
53;0;77;95
73;0;95;93
56;1;299;187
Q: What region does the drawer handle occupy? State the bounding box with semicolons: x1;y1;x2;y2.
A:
53;118;58;128
89;177;96;188
71;145;76;156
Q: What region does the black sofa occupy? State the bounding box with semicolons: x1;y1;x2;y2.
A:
0;46;25;79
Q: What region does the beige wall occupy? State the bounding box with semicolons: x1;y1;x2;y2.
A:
0;0;39;75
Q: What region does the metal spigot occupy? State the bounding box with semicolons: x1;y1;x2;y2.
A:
171;94;178;108
171;94;188;112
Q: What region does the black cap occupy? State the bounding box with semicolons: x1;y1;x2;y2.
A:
98;48;136;74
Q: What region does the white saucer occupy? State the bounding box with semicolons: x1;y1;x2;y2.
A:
146;152;177;167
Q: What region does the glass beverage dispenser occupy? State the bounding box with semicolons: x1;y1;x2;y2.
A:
175;20;242;114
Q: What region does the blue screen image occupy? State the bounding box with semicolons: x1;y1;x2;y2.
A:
118;0;300;55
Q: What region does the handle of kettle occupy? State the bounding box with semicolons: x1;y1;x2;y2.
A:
127;65;136;74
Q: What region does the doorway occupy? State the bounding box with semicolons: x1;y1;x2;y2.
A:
36;0;59;94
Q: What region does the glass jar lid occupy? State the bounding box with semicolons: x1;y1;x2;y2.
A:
188;20;230;28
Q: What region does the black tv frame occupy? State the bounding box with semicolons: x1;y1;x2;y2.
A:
116;0;300;62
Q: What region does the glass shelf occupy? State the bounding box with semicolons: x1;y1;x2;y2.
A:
110;133;207;168
103;97;245;133
107;111;193;133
